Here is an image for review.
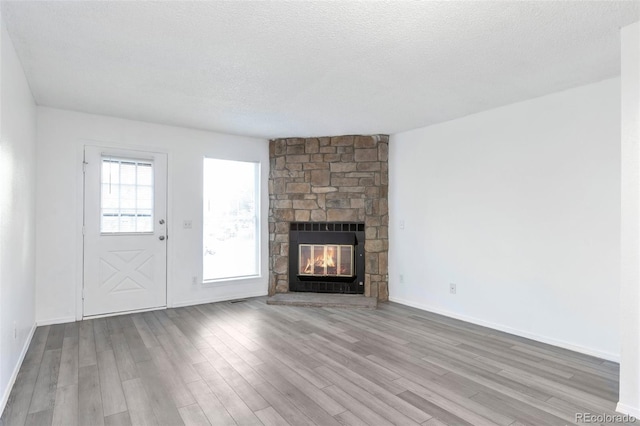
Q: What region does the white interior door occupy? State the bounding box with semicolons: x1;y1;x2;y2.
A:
83;146;167;317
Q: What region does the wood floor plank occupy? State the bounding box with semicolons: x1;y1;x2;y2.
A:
0;362;40;426
79;320;97;368
0;326;51;426
204;313;260;353
185;380;236;426
154;314;201;364
328;309;411;345
253;381;316;426
97;350;127;417
198;347;269;411
142;312;167;337
78;365;104;426
131;314;160;349
121;378;159;426
147;347;196;408
110;332;138;382
334;410;372;426
251;332;331;388
23;327;51;368
419;352;553;401
24;409;53;426
467;347;573;380
192;362;261;425
469;391;569;426
435;371;500;398
323;385;393;426
252;362;342;426
303;336;405;395
253;351;345;416
155;334;201;384
306;333;401;382
178;404;212;426
136;360;185;426
398;390;474;426
28;349;62;414
123;325;152;363
57;334;79;388
104;411;132;426
422;418;448;426
93;319;112;353
254;406;290;426
312;355;430;422
106;317;124;334
51;384;78;426
498;368;615;412
394;376;512;426
201;335;265;388
210;328;262;367
315;365;421;426
544;395;621;422
44;325;65;352
63;322;79;339
170;316;211;350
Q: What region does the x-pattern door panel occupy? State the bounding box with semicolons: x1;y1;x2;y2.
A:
83;146;167;317
99;250;153;292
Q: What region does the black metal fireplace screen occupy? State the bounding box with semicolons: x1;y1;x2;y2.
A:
289;222;365;294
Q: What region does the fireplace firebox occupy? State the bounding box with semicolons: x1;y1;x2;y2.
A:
289;222;365;294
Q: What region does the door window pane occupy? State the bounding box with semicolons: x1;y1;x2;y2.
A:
203;158;259;280
101;158;154;233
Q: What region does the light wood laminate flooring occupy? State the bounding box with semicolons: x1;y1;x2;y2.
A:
1;297;622;426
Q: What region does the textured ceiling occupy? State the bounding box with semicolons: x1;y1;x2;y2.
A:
2;1;638;138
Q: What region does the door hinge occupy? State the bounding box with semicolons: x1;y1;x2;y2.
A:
82;288;85;300
82;161;88;173
82;225;85;236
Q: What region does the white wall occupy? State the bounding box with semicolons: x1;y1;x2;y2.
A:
36;107;269;324
0;22;37;413
618;21;640;418
390;78;621;360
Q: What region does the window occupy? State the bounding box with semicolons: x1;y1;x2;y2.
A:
101;157;154;233
203;158;259;281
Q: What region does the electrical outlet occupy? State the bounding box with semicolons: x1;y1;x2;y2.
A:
400;220;405;230
450;283;457;294
192;276;198;285
183;220;193;229
13;321;17;339
399;274;404;284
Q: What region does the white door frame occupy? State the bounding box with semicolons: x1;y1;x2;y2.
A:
76;140;172;321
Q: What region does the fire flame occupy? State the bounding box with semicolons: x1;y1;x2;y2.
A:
300;244;352;276
303;247;335;274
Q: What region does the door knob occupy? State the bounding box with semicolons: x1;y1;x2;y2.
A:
159;219;165;225
159;236;165;241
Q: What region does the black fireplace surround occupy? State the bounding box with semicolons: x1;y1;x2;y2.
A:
289;222;365;294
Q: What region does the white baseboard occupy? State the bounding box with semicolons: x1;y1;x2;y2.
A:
171;291;268;308
36;316;76;326
389;296;619;363
0;323;36;416
82;306;166;320
616;402;640;419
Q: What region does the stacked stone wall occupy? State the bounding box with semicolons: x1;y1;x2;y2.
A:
268;135;389;301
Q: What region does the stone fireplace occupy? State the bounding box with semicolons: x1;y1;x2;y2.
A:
268;135;389;301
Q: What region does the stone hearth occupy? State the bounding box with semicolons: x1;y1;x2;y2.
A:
266;293;378;309
268;135;389;301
